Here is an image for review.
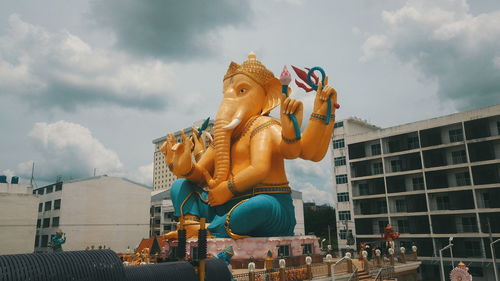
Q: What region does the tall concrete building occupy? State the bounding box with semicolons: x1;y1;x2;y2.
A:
33;176;150;253
152;119;214;192
0;179;38;254
332;105;500;280
150;189;176;237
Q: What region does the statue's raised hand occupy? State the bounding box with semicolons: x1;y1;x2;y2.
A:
160;130;194;177
280;90;303;141
312;76;337;115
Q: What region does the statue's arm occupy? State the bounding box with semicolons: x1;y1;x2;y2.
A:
185;146;215;185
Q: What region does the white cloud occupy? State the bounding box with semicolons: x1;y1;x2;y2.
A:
126;162;153;186
16;121;123;182
0;14;176;111
296;183;333;205
494;56;500;69
361;0;500;110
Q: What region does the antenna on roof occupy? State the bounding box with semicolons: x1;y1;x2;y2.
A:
93;168;96;177
30;162;35;187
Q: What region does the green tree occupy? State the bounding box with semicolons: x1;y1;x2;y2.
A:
303;203;338;249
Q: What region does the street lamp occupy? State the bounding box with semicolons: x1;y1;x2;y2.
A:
491;239;500;281
439;242;454;281
449;237;454;269
321;238;326;250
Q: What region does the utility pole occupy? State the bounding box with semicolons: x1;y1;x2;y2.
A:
93;168;96;177
328;225;331;246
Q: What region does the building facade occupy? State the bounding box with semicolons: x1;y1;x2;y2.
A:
152;119;214;192
150;189;177;237
332;105;500;280
33;176;150;253
0;180;38;254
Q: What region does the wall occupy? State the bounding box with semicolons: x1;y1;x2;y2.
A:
59;177;150;252
0;183;38;254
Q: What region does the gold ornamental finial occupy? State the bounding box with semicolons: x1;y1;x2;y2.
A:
248;52;256;60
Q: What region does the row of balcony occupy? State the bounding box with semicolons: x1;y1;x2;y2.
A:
348;116;500;160
352;188;500;215
349;163;500;197
355;212;500;236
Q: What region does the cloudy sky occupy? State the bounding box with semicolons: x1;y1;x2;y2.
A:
1;0;499;204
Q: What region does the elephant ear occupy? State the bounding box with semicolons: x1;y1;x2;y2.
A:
261;77;282;115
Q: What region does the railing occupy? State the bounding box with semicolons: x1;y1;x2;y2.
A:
347;268;358;281
374;266;395;281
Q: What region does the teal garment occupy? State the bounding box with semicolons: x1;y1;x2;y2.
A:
170;179;296;238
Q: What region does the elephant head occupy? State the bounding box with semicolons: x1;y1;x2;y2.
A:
209;53;282;187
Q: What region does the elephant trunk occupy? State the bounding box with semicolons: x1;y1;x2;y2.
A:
211;100;244;187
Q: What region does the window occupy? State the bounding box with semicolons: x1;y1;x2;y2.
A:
44;201;52;211
497;121;500;135
46;186;53;194
37;189;44;195
397;220;409;233
339;211;351;221
154;219;161;225
337;192;349;202
464;241;481;257
395;200;407;212
461;217;477;232
154;207;161;213
163;225;171;231
38;203;43;212
451;150;467;164
391;160;402;172
436;196;450;210
52;217;60;227
449;129;464;142
54;199;61;210
336;174;348;184
41;235;48;247
43;218;50;228
33;190;36;195
372;162;383;174
339;229;353;240
334;121;344;128
412;177;424;190
333;139;345;149
408;136;419;149
302;243;313;255
483;193;490;208
371;144;381;155
35;235;40;247
37;219;41;228
455;172;471;186
359;183;369;196
334;156;346;166
277;245;291;257
55;183;62;191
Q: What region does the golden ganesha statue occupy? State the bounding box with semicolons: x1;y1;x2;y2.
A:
161;53;338;239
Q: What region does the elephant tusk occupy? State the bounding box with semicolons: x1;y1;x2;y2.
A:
222;118;241;130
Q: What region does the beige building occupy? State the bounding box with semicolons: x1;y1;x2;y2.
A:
33;176;150;253
332;104;500;280
152;119;214;192
0;180;38;254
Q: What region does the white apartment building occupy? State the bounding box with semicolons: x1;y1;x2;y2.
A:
0;179;38;254
33;176;150;253
332;104;500;280
152;119;214;192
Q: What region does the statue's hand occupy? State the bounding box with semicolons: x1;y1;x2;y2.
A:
312;76;337;115
208;181;233;206
191;127;206;162
160;130;194;176
280;92;303;140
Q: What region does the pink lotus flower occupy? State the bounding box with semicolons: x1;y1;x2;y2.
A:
280;65;292;85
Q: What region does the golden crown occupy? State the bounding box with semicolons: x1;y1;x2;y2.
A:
223;52;276;87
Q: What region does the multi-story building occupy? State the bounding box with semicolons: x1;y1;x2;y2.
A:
152;119;214;192
332;105;500;280
0;177;38;254
150;189;177;237
33;176;150;253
